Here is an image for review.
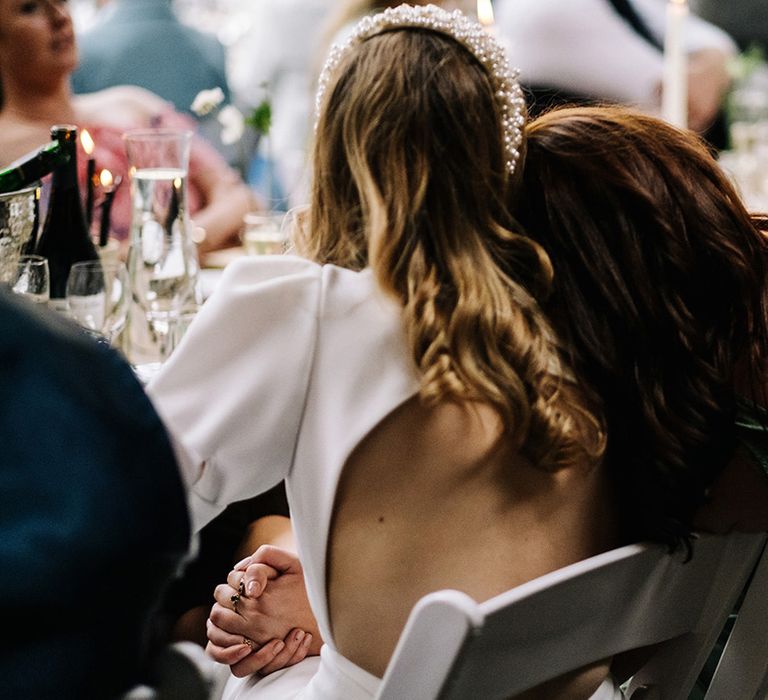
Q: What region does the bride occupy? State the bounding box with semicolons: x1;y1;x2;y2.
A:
148;5;618;698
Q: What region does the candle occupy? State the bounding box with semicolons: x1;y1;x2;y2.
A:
477;0;495;32
661;0;689;128
98;169;121;247
80;129;96;228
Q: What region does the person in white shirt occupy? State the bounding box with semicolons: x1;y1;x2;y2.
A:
495;0;736;138
227;0;335;208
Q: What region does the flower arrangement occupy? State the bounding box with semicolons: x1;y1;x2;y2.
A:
191;87;245;145
192;85;280;205
190;86;272;144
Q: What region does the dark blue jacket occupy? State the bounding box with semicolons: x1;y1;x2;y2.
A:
0;289;190;699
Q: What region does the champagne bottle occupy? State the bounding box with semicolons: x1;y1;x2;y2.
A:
0;140;69;194
35;125;100;311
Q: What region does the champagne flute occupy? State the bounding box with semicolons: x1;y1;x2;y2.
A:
66;261;130;344
11;254;50;305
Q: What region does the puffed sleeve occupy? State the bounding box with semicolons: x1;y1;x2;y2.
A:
147;256;321;531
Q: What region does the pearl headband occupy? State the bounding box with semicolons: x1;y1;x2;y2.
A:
315;3;526;176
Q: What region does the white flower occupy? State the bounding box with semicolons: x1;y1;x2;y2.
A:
191;87;225;117
217;105;245;145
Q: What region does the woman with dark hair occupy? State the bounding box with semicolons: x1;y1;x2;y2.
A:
515;106;768;540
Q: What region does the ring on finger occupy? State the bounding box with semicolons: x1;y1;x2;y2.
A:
230;592;241;612
238;578;246;597
242;636;255;651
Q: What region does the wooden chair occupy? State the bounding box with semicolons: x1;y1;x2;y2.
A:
376;532;768;700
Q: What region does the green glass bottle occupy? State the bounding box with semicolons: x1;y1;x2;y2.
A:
34;125;100;310
0;139;70;194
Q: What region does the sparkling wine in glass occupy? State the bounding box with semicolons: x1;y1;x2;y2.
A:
241;212;287;256
66;261;130;344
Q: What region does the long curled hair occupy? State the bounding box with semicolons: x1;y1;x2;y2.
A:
299;29;603;470
516;107;768;546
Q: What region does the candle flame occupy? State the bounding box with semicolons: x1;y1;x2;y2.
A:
100;169;114;187
477;0;494;26
81;129;94;155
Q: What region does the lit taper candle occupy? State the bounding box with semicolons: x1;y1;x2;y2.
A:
661;0;689;128
80;129;96;228
477;0;495;33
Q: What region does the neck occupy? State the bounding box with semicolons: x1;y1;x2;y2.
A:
2;79;76;126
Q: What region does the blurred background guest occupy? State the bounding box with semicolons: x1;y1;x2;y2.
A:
72;0;232;116
227;0;335;209
0;0;252;253
323;0;474;45
229;0;476;209
495;0;737;147
694;0;768;54
71;0;242;164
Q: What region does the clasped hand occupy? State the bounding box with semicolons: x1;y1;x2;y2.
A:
206;545;323;677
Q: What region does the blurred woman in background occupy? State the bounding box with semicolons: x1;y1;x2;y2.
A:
0;0;253;254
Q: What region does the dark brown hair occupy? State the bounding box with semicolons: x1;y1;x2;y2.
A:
516;106;768;546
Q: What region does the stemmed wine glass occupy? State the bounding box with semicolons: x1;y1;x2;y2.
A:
66;261;130;345
11;255;50;305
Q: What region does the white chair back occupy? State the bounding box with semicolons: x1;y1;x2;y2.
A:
376;532;768;700
702;535;768;699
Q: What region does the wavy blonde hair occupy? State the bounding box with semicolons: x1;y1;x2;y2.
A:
296;29;604;469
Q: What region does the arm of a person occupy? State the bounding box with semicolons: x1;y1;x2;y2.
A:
206;546;324;676
147;257;322;532
631;0;736;130
188;155;255;255
686;47;732;132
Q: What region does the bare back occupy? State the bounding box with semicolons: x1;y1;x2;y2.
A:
327;394;619;697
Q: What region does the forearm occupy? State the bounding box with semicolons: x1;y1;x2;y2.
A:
236;515;296;560
194;180;254;254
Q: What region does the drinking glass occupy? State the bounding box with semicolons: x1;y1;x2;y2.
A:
279;205;309;255
11;254;49;305
124;128;198;365
66;261;130;344
241;212;287;256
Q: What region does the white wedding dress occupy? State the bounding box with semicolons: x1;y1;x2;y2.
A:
148;256;623;700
